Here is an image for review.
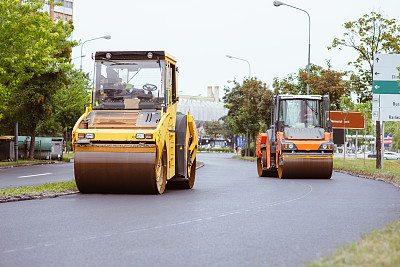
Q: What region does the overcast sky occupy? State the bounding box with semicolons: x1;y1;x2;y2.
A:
71;0;400;97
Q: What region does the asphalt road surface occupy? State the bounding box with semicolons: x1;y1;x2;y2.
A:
1;153;399;266
0;162;74;189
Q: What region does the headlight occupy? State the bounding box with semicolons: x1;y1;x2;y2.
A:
318;142;334;150
86;133;95;139
281;141;298;150
136;133;145;139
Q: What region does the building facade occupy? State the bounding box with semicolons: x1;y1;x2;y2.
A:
21;0;73;22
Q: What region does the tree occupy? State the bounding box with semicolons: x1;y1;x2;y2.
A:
223;78;274;156
36;70;91;136
329;11;400;168
203;120;222;142
0;0;76;159
392;123;400;151
273;63;351;110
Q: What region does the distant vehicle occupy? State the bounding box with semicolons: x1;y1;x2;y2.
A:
200;144;211;149
367;153;376;158
383;152;400;160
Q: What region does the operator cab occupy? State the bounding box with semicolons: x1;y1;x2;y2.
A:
92;51;176;111
275;95;332;140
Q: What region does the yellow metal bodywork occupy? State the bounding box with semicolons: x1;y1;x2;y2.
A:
72;53;198;183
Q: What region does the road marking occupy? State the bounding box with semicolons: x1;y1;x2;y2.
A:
18;173;53;178
2;182;314;254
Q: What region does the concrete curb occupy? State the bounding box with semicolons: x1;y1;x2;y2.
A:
334;169;400;189
0;161;67;169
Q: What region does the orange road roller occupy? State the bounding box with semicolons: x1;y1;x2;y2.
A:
72;51;198;194
256;95;334;179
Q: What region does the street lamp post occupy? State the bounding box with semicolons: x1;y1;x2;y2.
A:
72;55;85;61
273;1;311;95
80;35;111;70
225;55;251;79
226;54;252;156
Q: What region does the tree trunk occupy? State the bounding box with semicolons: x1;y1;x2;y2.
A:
253;135;257;157
376;122;381;169
246;131;249;157
28;134;36;160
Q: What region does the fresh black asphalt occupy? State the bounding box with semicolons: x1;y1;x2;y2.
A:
0;153;399;266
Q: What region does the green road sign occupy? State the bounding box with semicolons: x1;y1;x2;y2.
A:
373;80;400;94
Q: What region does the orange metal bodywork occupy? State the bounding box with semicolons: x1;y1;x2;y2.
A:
256;131;333;170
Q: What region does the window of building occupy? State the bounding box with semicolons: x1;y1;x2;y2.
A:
54;11;63;20
65;1;72;8
64;14;72;21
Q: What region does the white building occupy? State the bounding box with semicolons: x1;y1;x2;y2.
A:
177;86;228;122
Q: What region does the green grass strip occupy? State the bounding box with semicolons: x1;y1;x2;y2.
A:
0;159;52;167
306;219;400;267
0;180;77;197
333;158;400;181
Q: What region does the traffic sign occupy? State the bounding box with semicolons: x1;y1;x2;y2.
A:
330;111;365;129
372;81;400;94
374;54;400;67
373;67;400;81
373;53;400;121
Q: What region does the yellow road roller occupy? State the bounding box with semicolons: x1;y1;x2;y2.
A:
72;51;198;194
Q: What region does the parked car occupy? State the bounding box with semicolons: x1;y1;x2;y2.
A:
367;153;376;158
383;152;400;160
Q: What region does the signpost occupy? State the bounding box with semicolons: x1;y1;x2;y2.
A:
372;53;400;168
330;111;365;166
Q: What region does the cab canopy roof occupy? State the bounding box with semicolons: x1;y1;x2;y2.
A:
279;95;323;100
94;51;175;61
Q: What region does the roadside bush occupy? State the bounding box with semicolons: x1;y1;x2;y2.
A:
198;147;234;153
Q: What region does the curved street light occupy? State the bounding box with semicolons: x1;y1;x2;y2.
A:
72;55;85;61
80;35;111;70
226;55;251;79
273;1;311;95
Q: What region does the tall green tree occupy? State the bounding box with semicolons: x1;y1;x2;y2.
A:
0;0;76;159
329;11;400;168
273;63;351;110
223;78;274;155
36;70;91;136
203;121;222;141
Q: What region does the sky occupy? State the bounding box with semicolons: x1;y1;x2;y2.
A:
71;0;400;97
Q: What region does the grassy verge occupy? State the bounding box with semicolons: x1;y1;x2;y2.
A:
333;157;400;183
0;159;54;167
306;219;400;267
0;180;78;202
0;152;75;166
233;155;256;161
61;152;74;162
0;180;77;197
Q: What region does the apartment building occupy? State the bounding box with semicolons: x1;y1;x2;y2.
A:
43;0;73;22
21;0;74;22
